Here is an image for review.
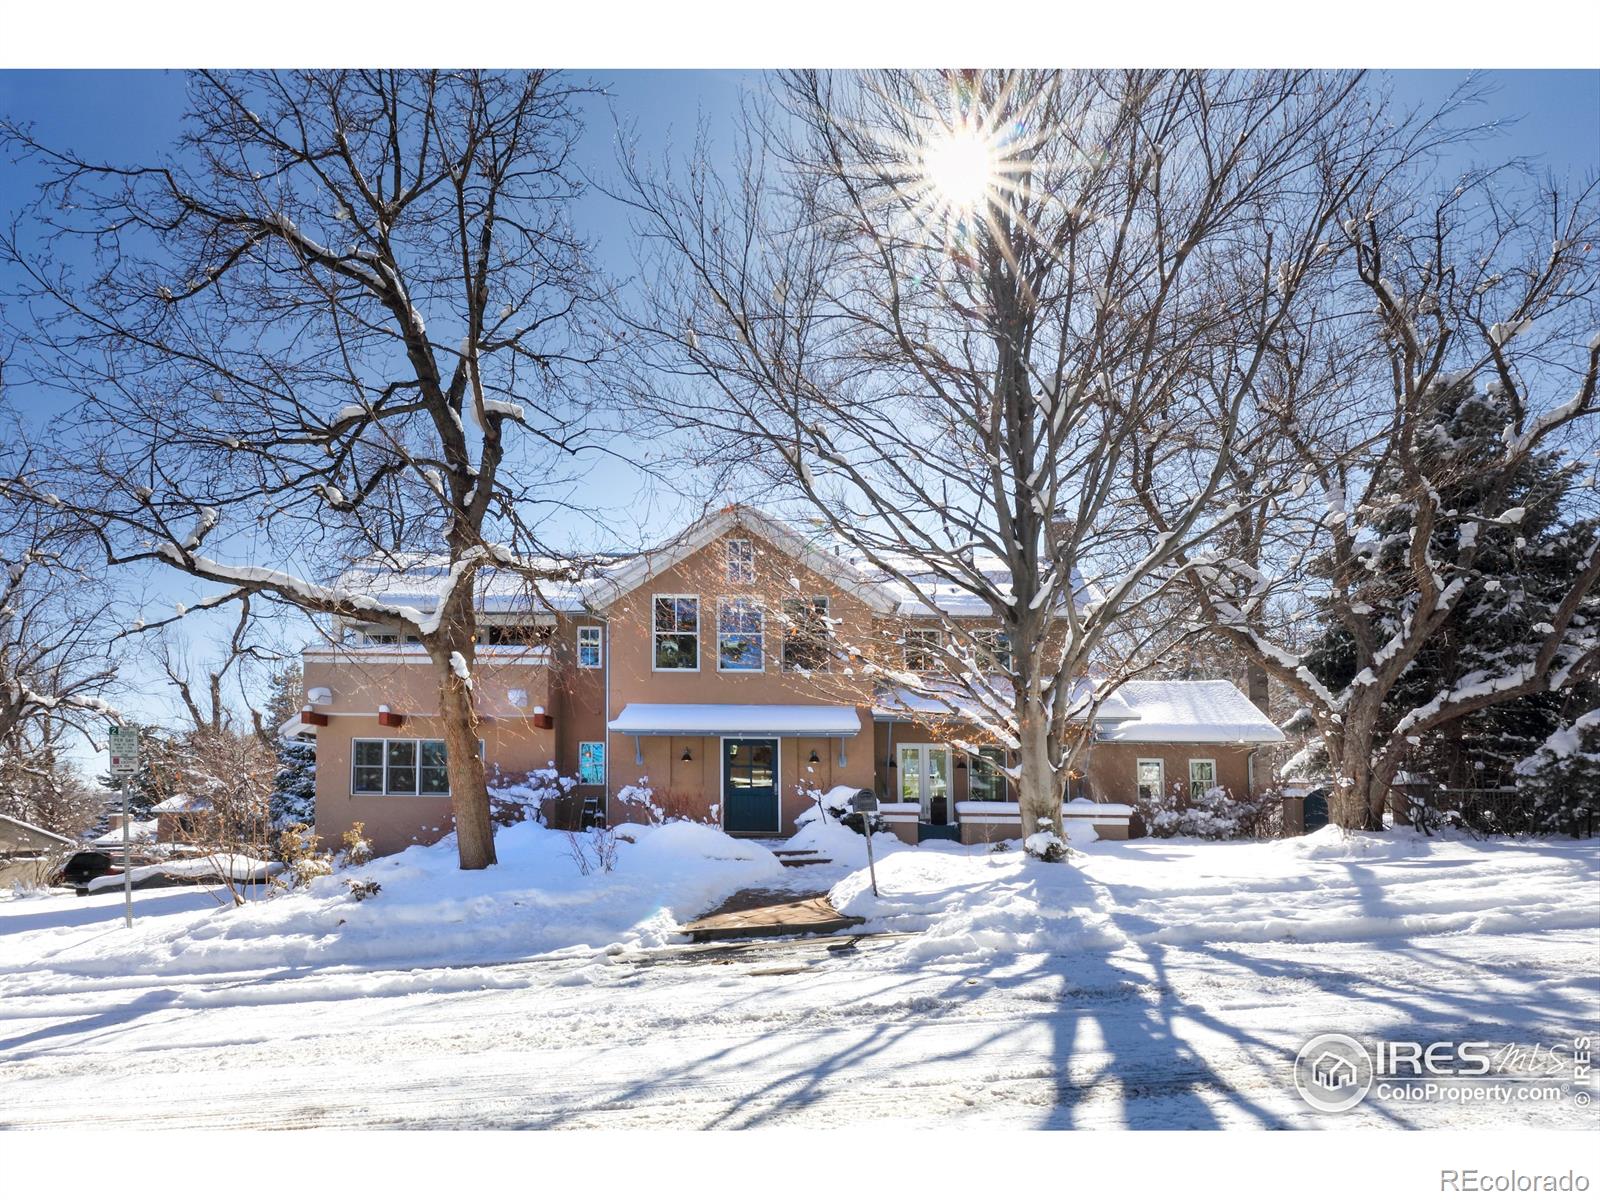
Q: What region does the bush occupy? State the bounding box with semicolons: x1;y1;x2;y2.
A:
276;823;332;890
335;821;373;869
1135;786;1277;840
488;764;576;828
1515;723;1600;837
1024;818;1070;862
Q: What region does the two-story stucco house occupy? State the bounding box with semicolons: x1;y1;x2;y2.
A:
289;506;1284;857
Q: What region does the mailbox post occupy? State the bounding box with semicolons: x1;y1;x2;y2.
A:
850;789;881;898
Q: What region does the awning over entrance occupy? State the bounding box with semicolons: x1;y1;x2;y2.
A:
608;703;862;738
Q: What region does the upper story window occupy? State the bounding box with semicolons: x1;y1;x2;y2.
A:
478;623;551;648
577;625;603;669
974;628;1013;672
782;597;831;672
726;538;755;584
653;595;700;671
718;598;765;671
903;628;940;671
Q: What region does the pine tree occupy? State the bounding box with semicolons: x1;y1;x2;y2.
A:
1301;377;1600;791
270;737;317;828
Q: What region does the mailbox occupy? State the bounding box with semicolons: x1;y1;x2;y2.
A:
849;789;879;814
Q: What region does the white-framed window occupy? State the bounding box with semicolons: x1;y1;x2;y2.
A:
652;594;700;670
969;747;1006;802
781;597;831;672
1136;758;1165;802
578;741;606;786
1189;758;1218;796
726;538;756;584
352;738;453;796
903;628;940;671
718;597;765;671
577;625;603;669
974;628;1013;671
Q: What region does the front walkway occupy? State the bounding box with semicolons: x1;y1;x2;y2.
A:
679;886;863;941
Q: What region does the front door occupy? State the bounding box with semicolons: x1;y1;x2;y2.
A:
723;739;780;834
899;744;953;825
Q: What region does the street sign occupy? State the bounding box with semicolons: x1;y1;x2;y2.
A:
107;725;140;776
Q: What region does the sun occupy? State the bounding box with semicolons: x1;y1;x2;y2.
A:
920;122;999;216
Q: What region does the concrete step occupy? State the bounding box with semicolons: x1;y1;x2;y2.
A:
679;889;863;943
777;856;831;868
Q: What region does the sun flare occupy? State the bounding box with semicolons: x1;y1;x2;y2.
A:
920;123;999;215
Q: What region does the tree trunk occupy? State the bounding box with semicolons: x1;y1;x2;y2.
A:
433;633;497;871
1016;696;1058;851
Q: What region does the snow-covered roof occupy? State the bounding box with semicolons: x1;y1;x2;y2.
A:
151;794;214;814
1095;680;1285;744
90;818;158;846
841;548;1097;618
335;554;626;618
873;677;1138;724
0;812;76;849
608;703;862;738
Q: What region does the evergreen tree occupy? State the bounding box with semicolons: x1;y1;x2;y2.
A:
270;736;317;828
1301;377;1600;790
261;663;304;740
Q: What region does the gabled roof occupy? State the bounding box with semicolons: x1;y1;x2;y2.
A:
0;812;76;849
580;505;902;613
1095;680;1284;744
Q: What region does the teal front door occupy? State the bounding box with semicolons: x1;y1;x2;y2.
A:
724;739;780;834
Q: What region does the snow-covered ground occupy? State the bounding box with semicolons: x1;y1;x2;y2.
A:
0;823;1594;1130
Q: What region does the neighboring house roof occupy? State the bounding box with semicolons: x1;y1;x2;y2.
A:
609;702;863;738
90;818;158;847
151;793;214;814
839;547;1097;618
1094;680;1285;744
0;813;76;852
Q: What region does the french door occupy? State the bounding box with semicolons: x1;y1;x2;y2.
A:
898;744;953;825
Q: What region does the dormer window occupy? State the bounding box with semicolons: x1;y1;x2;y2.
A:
726;538;755;584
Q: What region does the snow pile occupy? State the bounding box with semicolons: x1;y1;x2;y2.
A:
831;843;1126;963
782;804;901;869
829;829;1598;966
17;820;782;982
84;855;282;892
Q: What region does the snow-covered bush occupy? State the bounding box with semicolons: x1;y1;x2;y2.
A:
1024;819;1069;863
274;823;331;890
335;821;373;869
488;764;575;828
615;777;716;826
615;777;663;825
1515;720;1600;837
794;784;884;834
1136;786;1276;840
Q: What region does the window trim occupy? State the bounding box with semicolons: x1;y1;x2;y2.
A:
651;593;701;672
578;740;607;787
717;596;766;673
352;737;454;797
1188;758;1218;796
781;596;832;673
1136;758;1165;802
974;628;1013;672
725;538;756;584
576;624;603;669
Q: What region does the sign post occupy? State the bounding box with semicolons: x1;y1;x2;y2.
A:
850;789;881;899
107;725;140;928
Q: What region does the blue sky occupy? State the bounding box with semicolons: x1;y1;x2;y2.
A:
0;69;1595;751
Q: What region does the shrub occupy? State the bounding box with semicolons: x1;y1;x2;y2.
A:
1024;818;1070;862
488;763;576;828
276;823;332;890
1135;786;1277;840
335;821;373;869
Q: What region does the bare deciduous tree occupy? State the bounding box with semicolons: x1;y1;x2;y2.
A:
613;69;1409;848
1173;170;1600;827
1;70;607;869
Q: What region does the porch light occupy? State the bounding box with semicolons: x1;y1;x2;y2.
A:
681;747;693;762
808;750;820;764
887;755;896;769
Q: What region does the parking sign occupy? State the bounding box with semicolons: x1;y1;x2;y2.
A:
107;725;140;776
